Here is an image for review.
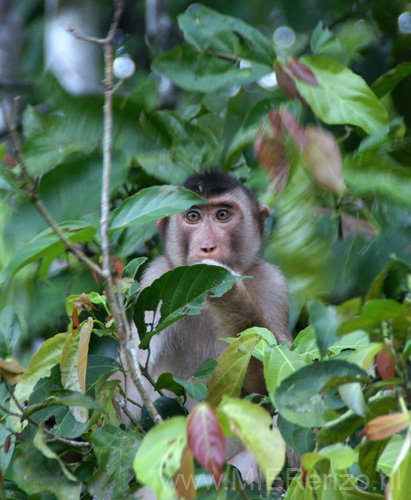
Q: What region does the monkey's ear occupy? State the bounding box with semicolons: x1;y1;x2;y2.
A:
259;204;270;220
156;218;166;237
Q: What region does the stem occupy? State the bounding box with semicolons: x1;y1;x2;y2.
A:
98;0;162;425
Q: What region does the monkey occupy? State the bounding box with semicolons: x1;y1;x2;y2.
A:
124;169;292;407
117;170;293;495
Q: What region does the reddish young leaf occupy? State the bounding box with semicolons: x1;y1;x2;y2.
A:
4;435;10;454
111;256;124;279
376;348;395;380
254;122;290;193
3;154;16;167
274;60;308;107
279;108;307;150
91;269;99;286
289;57;320;86
187;403;226;487
360;413;411;441
73;293;98;311
72;307;79;328
174;446;196;500
301;466;308;487
302;126;345;196
274;60;300;100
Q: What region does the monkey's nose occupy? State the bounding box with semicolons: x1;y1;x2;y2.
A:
200;246;216;254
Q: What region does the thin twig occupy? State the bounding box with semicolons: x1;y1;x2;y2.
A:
96;0;163;426
6;387;91;449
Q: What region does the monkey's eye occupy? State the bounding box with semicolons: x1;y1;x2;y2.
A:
216;209;232;221
185;210;201;223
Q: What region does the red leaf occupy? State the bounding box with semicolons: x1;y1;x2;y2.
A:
72;307;79;328
279;108;307;150
288;58;320;86
187;403;226;487
301;466;308;487
4;435;10;454
3;154;16;167
91;270;99;286
254;122;290;193
111;256;123;279
360;413;410;441
274;60;308;107
376;348;395;380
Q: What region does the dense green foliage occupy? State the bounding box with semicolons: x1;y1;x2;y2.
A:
0;1;411;499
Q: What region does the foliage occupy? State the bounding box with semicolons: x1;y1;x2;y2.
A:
0;1;411;499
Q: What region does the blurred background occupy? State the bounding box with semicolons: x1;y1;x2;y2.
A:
0;0;410;363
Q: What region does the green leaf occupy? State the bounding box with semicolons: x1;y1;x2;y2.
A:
372;62;411;99
0;305;21;358
344;151;411;208
134;416;187;500
206;334;262;407
134;264;244;348
110;185;208;231
292;326;320;359
22;106;86;176
359;438;389;488
10;443;81;500
33;426;77;481
274;360;368;427
309;301;340;358
219;397;285;492
339;299;407;335
339;382;367;416
277;415;316;455
11;332;69;431
178;5;275;65
27;365;89;439
0;222;96;284
264;344;309;405
387;431;411;500
318;443;357;469
153;46;271;93
378;435;404;475
88;425;141;500
174;377;207;402
122;257;148;279
192;358;219;381
295;56;388;134
316;411;363;448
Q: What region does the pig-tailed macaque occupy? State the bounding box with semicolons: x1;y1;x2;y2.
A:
124;169;291;405
119;170;293;492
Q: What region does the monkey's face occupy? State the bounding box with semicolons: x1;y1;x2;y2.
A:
161;189;267;273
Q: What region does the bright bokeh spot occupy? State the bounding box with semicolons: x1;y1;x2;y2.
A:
273;26;296;48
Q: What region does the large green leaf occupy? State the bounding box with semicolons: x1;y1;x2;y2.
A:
218;397;285;492
295;56;388;134
88;425;141;500
10;444;81;500
206;333;262;407
110;186;208;231
344;151;411;209
134;416;187;500
134;264;244;348
372;62;411;99
178;5;275;66
274;360;369;427
277;415;316;455
0;222;96;284
264;344;309;404
308;301;340;359
153;46;271;93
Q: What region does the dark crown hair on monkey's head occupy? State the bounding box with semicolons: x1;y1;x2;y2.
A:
182;168;265;234
182;168;248;198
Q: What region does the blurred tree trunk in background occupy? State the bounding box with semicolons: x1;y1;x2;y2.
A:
45;0;100;95
0;0;23;135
